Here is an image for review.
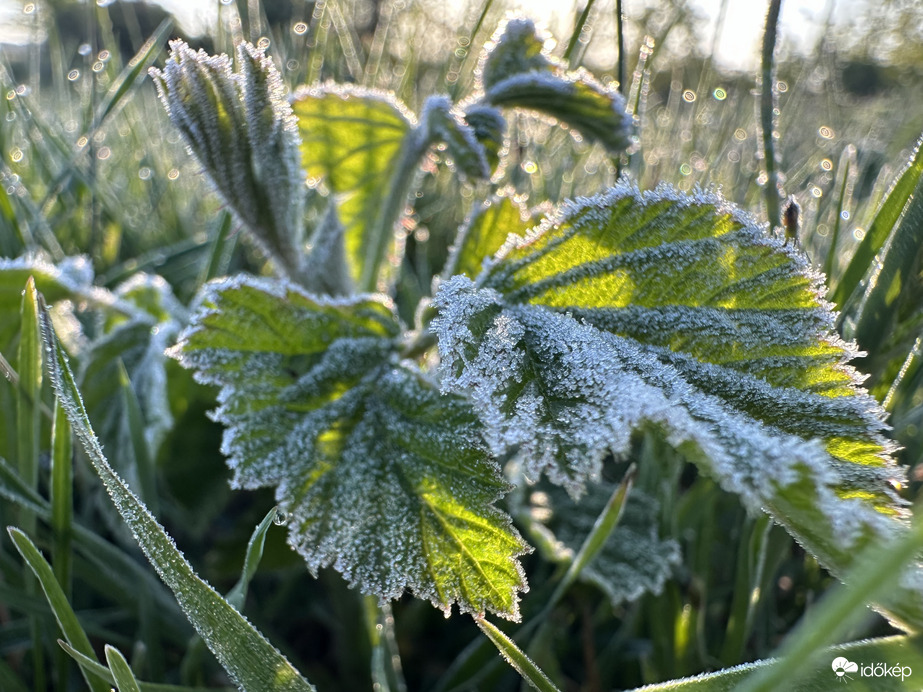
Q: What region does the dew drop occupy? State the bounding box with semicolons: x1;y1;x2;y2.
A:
273;510;289;526
820;158;833;171
138;166;151;180
67;69;80;82
840;210;850;220
712;87;727;101
167;168;179;180
78;43;92;56
23;3;35;14
734;128;747;141
257;36;270;49
777;80;788;92
818;126;834;140
682;89;696;103
293;22;308;35
679;163;692;176
521;160;537;174
10;147;23;163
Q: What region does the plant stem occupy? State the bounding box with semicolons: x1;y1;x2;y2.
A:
360;128;430;293
759;0;783;230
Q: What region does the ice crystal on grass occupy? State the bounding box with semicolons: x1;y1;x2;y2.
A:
151;41;306;281
433;182;923;627
172;276;528;619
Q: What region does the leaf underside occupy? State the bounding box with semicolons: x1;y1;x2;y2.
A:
433;181;923;629
172;276;528;619
292;85;412;289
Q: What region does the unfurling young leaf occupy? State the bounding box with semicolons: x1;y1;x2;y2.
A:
171;276;529;619
433;181;923;630
475;16;633;156
421;95;490;181
150;41;306;282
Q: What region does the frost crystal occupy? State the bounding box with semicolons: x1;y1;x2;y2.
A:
434;182;923;624
172;276;528;619
151;41;306;281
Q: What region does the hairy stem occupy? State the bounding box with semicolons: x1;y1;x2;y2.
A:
759;0;783;230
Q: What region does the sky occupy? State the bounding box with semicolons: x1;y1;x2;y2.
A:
0;0;863;72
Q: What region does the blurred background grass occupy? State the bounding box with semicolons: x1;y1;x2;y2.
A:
2;0;923;689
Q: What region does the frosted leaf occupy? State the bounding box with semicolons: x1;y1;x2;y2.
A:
444;191;532;281
172;275;528;619
150;41;306;281
461;105;506;175
532;484;680;605
433;181;923;629
38;305;316;692
478;17;554;92
291;84;413;289
421;95;489;181
475;16;632;156
79;274;182;492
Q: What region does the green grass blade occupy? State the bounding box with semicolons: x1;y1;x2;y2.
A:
633;635;923;690
758;0;782;231
50;398;74;689
225;506;276;612
564;0;596;65
548;464;636;608
474;616;561;692
59;641;234;692
823;144;856;280
105;645;142;692
852;175;923;357
118;360;159;515
94;18;172;128
737;507;923;692
7;528;110;692
832;134;923;310
37;298;316;692
16;276;44;692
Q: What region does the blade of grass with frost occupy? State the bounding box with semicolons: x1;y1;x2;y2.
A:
8;528;111;692
51;398;75;688
37;300;316;692
105;645;142;692
59;642;233;692
547;464;636;609
852;176;923;365
17;277;44;690
0;455;185;627
632;634;923;691
433;181;923;630
833;134;923;311
475;616;561;692
738;509;923;692
225;507;277;611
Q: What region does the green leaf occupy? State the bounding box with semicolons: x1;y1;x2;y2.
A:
531;482;681;607
445;192;532;281
8;528;111;692
477;17;632;155
171;276;528;618
151;41;306;281
38;303;316;692
292;84;413;288
433;182;923;629
832;134;923;311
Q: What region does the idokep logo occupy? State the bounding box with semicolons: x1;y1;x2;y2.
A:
832;657;858;682
831;657;913;683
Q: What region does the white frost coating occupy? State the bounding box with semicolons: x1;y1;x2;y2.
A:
170;274;528;619
434;276;904;549
420;95;490;180
151;41;306;280
291;82;417;127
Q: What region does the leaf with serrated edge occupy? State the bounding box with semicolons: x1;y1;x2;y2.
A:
171;275;528;619
292;85;413;288
433;181;923;630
